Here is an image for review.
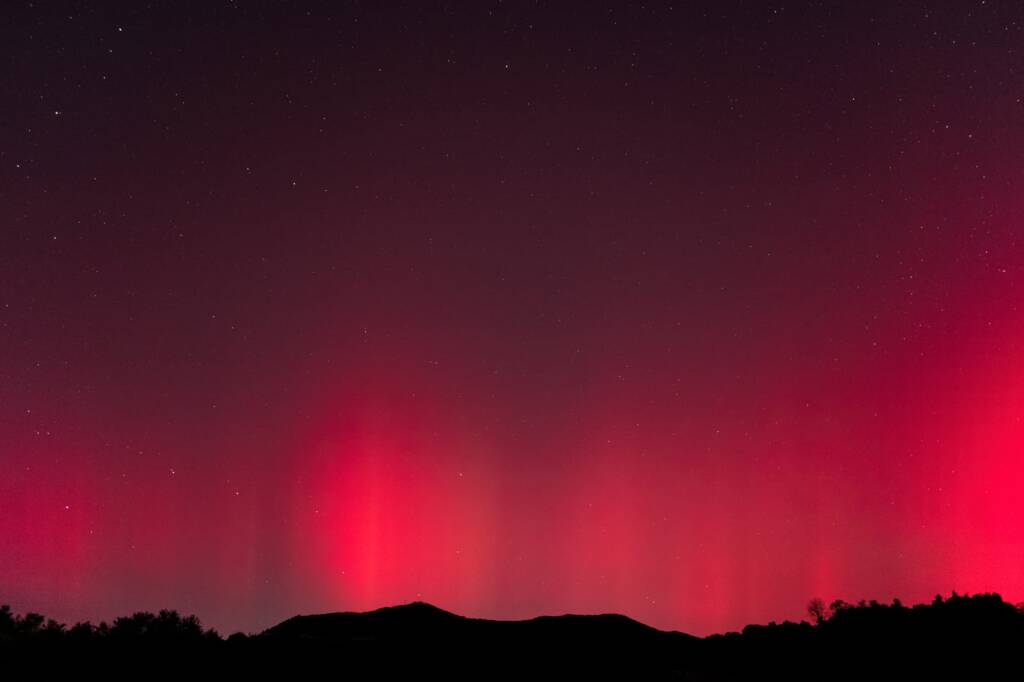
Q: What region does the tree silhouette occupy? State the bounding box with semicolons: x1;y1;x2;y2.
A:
806;597;828;624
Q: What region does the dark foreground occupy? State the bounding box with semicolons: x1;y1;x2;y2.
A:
2;592;1021;679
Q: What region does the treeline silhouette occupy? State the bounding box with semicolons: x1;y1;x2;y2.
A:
3;592;1023;679
0;604;223;645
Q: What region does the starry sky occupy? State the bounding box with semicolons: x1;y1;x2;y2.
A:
2;1;1024;636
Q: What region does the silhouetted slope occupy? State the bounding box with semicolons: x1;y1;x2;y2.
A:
264;601;469;640
260;601;698;677
264;600;695;646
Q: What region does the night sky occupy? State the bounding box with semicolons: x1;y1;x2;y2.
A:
3;1;1024;636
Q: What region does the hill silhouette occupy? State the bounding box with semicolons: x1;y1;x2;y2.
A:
265;600;695;646
258;600;698;677
3;592;1023;679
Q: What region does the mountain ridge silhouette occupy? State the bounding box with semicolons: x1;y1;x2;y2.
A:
262;599;699;657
